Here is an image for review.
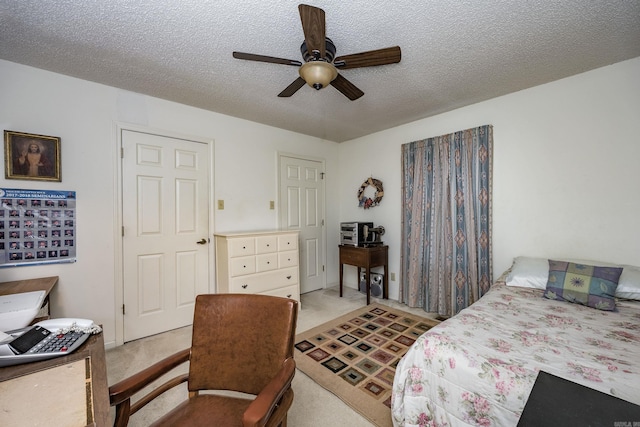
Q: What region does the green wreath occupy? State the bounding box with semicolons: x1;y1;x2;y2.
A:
357;177;384;209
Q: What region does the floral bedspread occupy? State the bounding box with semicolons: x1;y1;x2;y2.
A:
391;282;640;427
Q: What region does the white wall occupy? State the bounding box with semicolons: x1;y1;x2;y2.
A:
338;57;640;300
0;59;340;347
2;56;638;344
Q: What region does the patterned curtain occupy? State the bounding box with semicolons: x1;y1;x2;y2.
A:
400;125;493;317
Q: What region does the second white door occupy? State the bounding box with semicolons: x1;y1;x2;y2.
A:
279;155;325;293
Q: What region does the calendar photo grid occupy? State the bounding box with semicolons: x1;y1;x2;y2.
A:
0;188;77;267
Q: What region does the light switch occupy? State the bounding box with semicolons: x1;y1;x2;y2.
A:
390;272;396;281
270;200;275;210
217;200;224;210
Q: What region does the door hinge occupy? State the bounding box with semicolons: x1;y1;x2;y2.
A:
122;226;125;237
121;147;124;158
321;219;324;226
320;172;325;179
122;304;126;315
322;265;325;272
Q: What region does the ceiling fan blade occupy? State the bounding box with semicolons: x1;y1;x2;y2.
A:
278;77;307;97
330;74;364;101
298;4;326;59
233;51;302;67
334;46;401;69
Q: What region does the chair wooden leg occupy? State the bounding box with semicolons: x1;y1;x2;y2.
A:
113;399;131;427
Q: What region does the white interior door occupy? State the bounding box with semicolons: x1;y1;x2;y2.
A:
122;130;210;342
279;155;325;293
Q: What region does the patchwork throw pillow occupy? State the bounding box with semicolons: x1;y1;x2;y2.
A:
543;260;623;311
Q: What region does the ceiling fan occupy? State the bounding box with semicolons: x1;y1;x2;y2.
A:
232;4;401;101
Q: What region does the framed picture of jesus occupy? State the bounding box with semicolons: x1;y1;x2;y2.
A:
4;130;61;182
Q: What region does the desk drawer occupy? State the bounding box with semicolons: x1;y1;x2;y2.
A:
340;249;368;265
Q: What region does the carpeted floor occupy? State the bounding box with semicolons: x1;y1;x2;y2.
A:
294;303;440;427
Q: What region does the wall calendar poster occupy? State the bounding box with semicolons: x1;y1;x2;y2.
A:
0;188;77;267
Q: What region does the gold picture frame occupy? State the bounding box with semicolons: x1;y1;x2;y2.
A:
4;130;61;182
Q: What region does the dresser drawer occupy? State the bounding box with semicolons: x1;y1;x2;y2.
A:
278;250;298;268
230;256;256;276
278;234;298;251
261;284;300;301
256;253;278;272
256;235;278;254
228;237;256;257
229;267;298;294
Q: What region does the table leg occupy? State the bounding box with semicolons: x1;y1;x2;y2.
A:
339;261;344;297
382;264;389;299
365;267;371;305
383;258;389;300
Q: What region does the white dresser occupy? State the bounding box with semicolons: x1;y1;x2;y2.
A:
214;231;300;304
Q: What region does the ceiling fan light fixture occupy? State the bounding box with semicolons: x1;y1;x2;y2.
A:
299;61;337;90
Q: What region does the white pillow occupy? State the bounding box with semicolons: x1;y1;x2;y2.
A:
618;265;640;300
505;256;547;289
505;256;640;301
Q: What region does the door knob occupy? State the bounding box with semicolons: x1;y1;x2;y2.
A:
196;238;208;245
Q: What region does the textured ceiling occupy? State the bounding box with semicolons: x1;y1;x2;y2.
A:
1;1;639;142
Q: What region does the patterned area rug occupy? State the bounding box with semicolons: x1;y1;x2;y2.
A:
294;303;440;427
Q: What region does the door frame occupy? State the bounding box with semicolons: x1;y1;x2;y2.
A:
276;151;327;293
113;123;215;347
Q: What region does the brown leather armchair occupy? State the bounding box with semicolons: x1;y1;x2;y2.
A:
109;293;299;427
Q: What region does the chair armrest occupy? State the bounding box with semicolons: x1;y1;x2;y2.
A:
109;348;191;406
242;357;296;427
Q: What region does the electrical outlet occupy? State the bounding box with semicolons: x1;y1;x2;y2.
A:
270;200;275;210
390;272;396;281
217;200;224;210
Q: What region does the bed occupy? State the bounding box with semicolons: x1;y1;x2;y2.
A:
391;256;640;427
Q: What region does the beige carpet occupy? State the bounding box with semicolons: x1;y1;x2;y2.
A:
294;303;440;427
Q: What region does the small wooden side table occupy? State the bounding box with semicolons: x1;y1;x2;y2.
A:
339;245;388;304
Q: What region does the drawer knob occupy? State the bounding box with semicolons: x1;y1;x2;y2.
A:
287;294;292;298
242;284;248;289
286;275;292;280
267;261;270;264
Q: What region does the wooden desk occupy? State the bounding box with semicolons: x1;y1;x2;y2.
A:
339;245;388;304
0;276;58;322
0;332;110;426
